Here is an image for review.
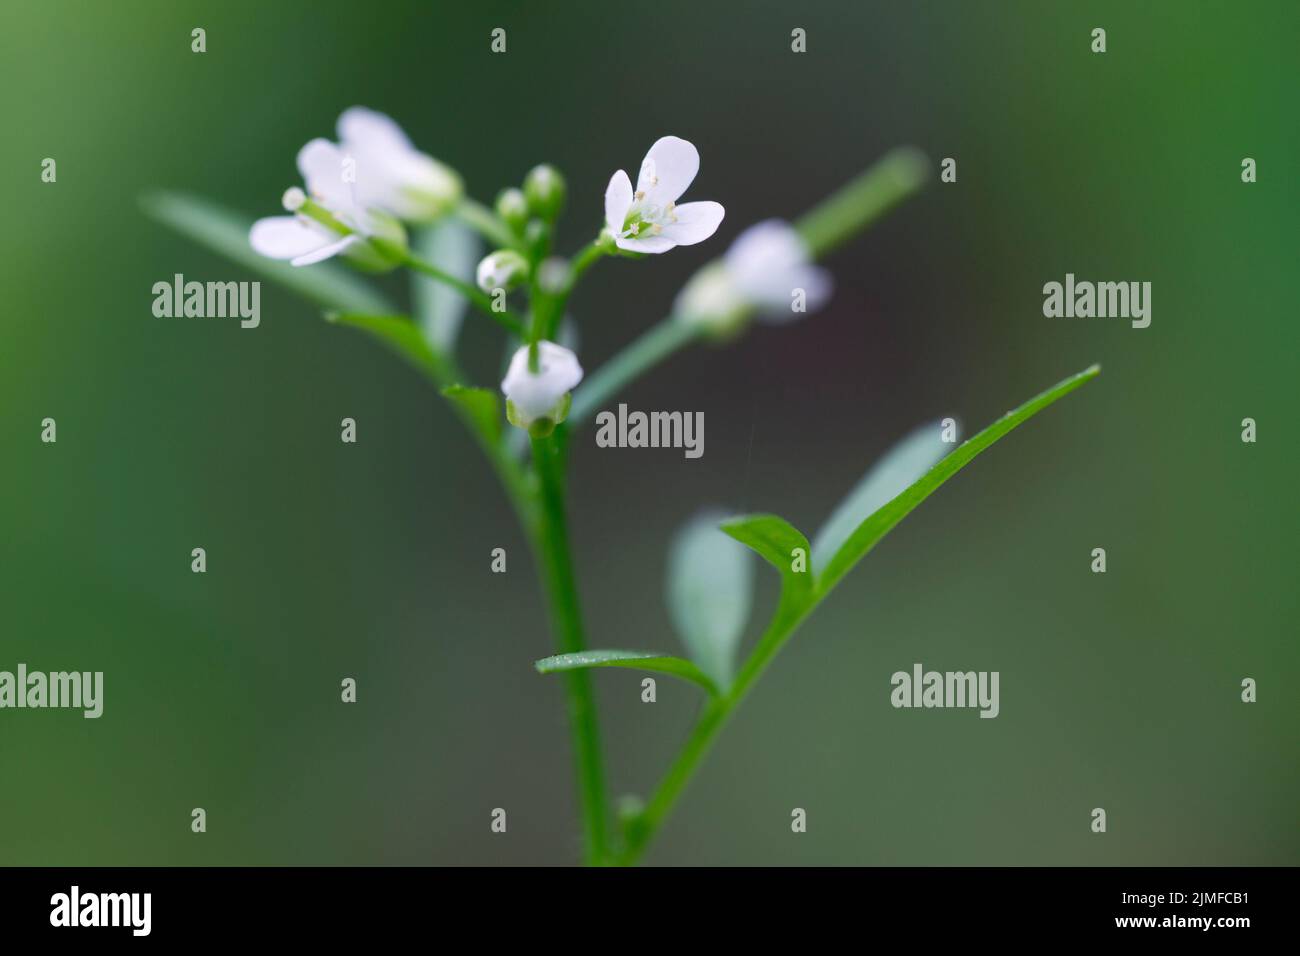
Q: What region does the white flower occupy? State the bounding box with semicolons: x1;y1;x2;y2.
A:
336;107;462;221
603;136;724;254
249;138;405;269
476;250;528;292
675;219;831;332
501;341;584;428
721;219;831;320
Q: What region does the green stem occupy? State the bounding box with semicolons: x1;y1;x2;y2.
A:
454;197;519;251
567;239;606;288
398;251;527;336
568;318;702;424
795;146;929;258
530;431;610;864
619;598;815;865
529;238;608;343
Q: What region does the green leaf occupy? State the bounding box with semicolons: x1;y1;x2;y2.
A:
534;650;718;694
442;385;502;446
412;220;479;353
816;365;1101;595
811;420;955;573
720;513;813;607
326;313;447;385
141;190;395;315
667;510;754;691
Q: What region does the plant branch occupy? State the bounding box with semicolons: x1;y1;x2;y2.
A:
567;148;930;428
568;318;702;424
618;363;1100;864
454;197;519;251
397;250;527;336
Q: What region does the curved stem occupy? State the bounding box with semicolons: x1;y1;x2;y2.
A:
567;239;606;288
531;431;610;864
398;250;527;336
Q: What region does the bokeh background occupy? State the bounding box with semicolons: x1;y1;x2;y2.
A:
2;0;1296;865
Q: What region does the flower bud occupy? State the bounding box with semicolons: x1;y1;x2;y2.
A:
281;186;307;212
476;249;529;292
524;164;566;220
537;256;570;295
495;187;529;234
673;263;749;339
524;219;551;261
501;341;583;434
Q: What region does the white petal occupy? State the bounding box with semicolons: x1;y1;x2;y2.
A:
249;216;331;259
724;219;826;312
501;341;584;422
636;136;699;205
659;201;724;246
615;234;676;254
337;108;460;220
756;266;833;324
296;138;351;210
794;266;833;311
726;219;806;276
337;106;415;154
290;234;360;266
604;169;633;233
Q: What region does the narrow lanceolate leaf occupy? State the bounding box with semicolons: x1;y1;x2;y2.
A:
326;313;448;386
412;220;479;353
442;385;502;446
667;511;754;692
141;191;394;315
720;513;814;608
816;365;1101;595
811;420;955;573
534;650;718;695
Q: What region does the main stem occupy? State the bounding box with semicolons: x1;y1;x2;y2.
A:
531;431;610;864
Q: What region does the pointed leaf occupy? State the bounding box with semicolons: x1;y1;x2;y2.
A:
812;420;955;572
442;385;502;446
816;365;1101;594
412;220;479;353
141;190;394;314
534;650;718;694
720;513;813;606
667;510;754;690
326;313;448;386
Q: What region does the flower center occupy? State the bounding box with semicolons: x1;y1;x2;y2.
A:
621;193;677;239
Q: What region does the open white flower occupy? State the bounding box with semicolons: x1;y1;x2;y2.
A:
501;341;583;430
249;138;405;270
675;219;831;333
336;107;462;221
721;219;831;320
604;136;724;254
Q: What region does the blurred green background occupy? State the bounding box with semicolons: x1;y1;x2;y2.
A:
2;0;1296;865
